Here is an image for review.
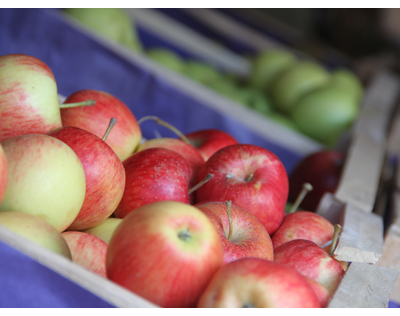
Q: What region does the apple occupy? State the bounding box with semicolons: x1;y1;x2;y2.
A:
63;8;143;52
197;257;320;308
0;211;72;259
270;60;331;114
267;111;300;131
183;60;222;84
235;87;272;116
330;68;364;104
291;85;360;146
82;217;122;244
48;120;126;231
305;276;331;308
147;48;186;73
0;54;62;143
62;231;108;278
114;147;192;219
0;134;86;232
0;144;7;204
288;150;344;213
195;144;289;235
195;200;274;264
60;89;142;161
106;200;224;308
274;239;345;295
137;137;204;184
271;210;334;250
248;49;297;92
185;128;238;161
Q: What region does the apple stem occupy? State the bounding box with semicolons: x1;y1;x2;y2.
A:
188;173;214;195
102;118;117;141
59;99;96;108
137;116;192;145
288;182;313;214
246;174;254;181
329;224;342;256
226;200;233;241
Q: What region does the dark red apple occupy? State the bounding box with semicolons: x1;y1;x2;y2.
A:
114;147;192;219
195;144;289;235
288;150;344;212
185;129;239;161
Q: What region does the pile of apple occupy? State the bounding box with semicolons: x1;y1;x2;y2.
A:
0;53;347;308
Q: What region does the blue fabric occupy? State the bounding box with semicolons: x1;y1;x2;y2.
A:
0;7;309;308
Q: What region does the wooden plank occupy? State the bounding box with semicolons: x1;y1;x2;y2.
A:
328;262;400;308
0;226;158;308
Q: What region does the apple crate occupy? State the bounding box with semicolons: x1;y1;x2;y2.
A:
0;8;398;307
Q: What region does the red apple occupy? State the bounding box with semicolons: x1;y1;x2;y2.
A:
60;89;142;161
274;239;345;295
0;144;7;204
271;210;334;250
137;137;205;184
114;147;192;219
185;129;239;161
195;200;274;264
288;150;344;212
195;144;289;235
48;124;126;231
0;54;62;143
197;257;320;308
106;201;224;308
62;231;108;277
305;276;331;308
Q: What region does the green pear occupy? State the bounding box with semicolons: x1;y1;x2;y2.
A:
0;134;86;232
270;60;331;114
0;211;72;259
82;217;123;244
249;49;297;92
184;61;222;84
291;85;360;145
64;8;143;52
147;48;186;73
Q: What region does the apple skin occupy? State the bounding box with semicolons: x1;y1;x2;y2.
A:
62;231;108;277
305;276;331;308
0;144;7;204
147;48;186;73
197;257;320;308
114;147;192;219
271;211;334;250
82;217;122;244
60;89;142;161
48;126;126;231
274;239;345;295
0;54;62;143
106;201;224;308
195;201;274;264
288;150;344;213
136;137;204;184
0;211;72;259
270;60;331;114
185;129;239;162
195;144;289;235
0;134;86;232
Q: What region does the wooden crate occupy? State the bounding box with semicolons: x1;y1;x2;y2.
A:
0;8;399;308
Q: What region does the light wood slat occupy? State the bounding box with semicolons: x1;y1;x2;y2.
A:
328;262;399;308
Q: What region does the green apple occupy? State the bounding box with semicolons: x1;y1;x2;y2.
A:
0;134;86;232
270;60;331;114
330;68;364;104
0;211;72;259
205;78;239;99
64;8;143;52
147;48;186;73
82;217;123;244
235;87;272;116
291;85;360;145
249;49;297;92
184;61;222;84
267;111;300;131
